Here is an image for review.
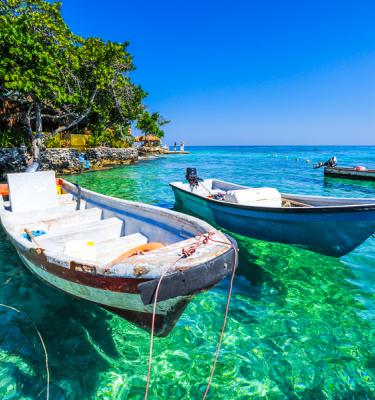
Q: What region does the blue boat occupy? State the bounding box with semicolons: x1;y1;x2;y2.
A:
170;172;375;257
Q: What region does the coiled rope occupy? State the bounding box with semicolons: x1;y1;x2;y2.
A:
144;232;238;400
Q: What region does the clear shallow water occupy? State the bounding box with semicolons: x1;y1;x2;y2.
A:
1;146;375;399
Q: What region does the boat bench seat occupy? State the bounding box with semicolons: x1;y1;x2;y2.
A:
38;217;124;253
15;207;103;235
95;233;148;264
50;232;149;263
3;203;78;226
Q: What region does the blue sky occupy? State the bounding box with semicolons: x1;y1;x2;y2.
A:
61;0;375;145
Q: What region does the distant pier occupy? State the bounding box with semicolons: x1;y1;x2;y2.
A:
163;150;190;154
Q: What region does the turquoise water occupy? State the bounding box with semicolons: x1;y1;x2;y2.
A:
1;146;374;399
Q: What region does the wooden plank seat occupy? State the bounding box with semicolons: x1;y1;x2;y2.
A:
95;233;148;264
2;203;79;226
37;217;124;253
14;207;103;236
2;193;78;214
37;221;149;264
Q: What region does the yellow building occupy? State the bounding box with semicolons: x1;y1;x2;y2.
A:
65;133;91;150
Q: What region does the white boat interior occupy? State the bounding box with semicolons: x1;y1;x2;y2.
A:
1;172;230;277
171;179;375;208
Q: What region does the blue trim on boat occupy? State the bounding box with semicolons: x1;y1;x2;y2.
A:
170;184;375;256
169;184;375;214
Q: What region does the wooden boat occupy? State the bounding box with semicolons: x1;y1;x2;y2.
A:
324;166;375;181
170;174;375;257
0;171;236;336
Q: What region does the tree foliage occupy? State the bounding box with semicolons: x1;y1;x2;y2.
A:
136;111;170;138
0;0;165;157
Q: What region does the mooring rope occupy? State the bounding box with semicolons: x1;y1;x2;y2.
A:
198;181;213;196
144;232;238;400
0;303;50;400
201;234;238;399
144;233;208;399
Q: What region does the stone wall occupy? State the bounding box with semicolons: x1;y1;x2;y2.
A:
0;147;30;178
85;147;138;168
0;147;139;177
40;148;82;174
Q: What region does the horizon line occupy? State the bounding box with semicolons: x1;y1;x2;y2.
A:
177;144;375;147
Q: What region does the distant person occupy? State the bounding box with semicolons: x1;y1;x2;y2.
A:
180;141;185;152
174;141;177;151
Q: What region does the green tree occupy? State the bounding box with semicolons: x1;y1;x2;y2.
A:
0;0;152;159
0;0;78;159
136;111;170;138
66;37;146;139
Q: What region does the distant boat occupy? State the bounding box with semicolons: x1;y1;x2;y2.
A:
170;170;375;257
1;171;236;336
324;166;375;181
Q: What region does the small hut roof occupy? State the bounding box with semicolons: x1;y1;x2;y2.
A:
135;135;161;142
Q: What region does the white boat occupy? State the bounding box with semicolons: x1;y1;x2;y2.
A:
0;171;236;336
170;169;375;257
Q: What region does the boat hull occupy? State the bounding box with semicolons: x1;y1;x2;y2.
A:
171;186;375;257
324;166;375;181
17;249;187;336
12;235;235;335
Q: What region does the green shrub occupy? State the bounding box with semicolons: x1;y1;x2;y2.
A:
86;128;132;148
0;129;27;147
44;134;62;148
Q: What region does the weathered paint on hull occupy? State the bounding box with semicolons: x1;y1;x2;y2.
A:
172;187;375;257
18;251;187;336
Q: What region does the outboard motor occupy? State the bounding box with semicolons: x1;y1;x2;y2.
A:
185;168;202;190
313;156;337;169
329;156;337;167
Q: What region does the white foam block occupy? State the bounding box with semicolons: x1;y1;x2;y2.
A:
7;171;59;213
224;187;282;207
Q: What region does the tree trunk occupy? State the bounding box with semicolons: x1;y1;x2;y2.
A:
34;103;43;162
24;109;38;163
51;89;97;136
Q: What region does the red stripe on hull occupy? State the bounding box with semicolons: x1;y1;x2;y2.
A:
19;251;191;336
21;248;149;294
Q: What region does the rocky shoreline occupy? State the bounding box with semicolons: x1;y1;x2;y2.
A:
0;147;139;178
